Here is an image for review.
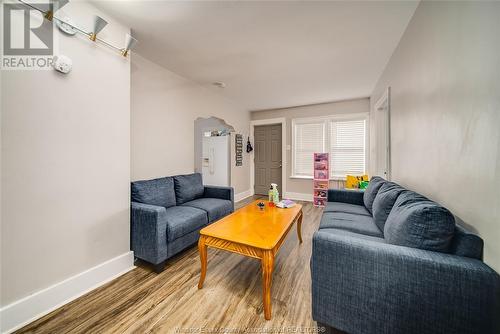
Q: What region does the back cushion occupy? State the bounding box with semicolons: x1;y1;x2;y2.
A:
174;173;204;204
131;177;176;208
449;224;483;259
372;182;405;231
384;190;455;253
363;176;386;213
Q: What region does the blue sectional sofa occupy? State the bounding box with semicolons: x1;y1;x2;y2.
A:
311;176;500;334
131;173;234;273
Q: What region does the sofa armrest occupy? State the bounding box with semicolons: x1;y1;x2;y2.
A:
311;230;500;334
327;188;364;205
131;202;169;265
204;185;234;203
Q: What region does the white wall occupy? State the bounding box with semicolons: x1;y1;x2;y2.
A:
251;98;370;197
371;1;500;271
1;0;131;320
131;54;251;195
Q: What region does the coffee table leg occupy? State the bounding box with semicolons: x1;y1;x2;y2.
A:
297;210;303;244
261;250;274;320
198;236;207;289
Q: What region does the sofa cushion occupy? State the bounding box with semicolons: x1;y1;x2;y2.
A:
372;182;405;231
320;212;383;237
173;173;204;205
318;228;386;244
182;198;233;223
324;202;371;216
164;206;208;242
363;176;386;213
384;190;455;253
449;224;483;260
131;177;176;209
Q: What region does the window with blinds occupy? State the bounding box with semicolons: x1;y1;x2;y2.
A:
330;119;366;177
292;115;367;178
293;122;325;176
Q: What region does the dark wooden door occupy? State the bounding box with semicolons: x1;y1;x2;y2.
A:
254;124;282;195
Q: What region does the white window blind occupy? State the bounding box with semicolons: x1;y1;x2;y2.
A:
291;115;367;178
330;119;366;177
293;122;325;176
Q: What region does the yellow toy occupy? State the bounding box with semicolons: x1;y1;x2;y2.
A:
346;175;369;189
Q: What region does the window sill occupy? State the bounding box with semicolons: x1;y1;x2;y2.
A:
290;175;346;181
290;175;313;179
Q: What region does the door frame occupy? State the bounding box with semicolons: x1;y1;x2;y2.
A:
250;118;287;197
373;87;391;180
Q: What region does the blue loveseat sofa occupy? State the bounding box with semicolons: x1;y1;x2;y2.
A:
311;176;500;334
131;173;234;273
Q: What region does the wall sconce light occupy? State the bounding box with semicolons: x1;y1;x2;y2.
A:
41;0;69;21
121;33;138;57
89;15;108;41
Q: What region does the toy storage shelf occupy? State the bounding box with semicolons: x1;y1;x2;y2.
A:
313;153;329;207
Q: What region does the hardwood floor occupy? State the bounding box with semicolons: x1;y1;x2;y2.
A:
17;197;325;334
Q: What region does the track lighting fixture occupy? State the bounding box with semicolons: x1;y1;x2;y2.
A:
41;0;69;21
16;0;138;58
121;34;138;57
89;15;108;42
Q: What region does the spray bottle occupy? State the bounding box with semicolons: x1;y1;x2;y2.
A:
268;185;274;206
269;183;279;206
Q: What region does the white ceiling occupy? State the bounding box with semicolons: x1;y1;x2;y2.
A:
94;1;418;111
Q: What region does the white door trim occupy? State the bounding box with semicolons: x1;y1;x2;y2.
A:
249;118;287;197
374;87;391;180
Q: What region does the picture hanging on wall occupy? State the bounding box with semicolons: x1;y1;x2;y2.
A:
235;134;243;166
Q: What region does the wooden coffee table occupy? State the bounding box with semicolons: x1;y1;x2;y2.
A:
197;200;303;320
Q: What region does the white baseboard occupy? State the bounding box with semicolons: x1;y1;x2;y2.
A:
235;189;253;202
0;251;135;334
283;192;313;202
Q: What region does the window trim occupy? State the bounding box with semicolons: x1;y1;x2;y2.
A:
291;113;369;180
